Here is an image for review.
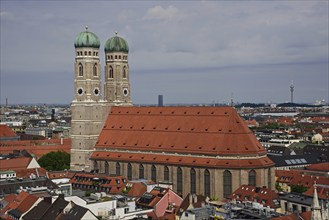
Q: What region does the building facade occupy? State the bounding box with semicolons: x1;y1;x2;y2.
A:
90;107;275;200
70;27;131;171
70;28;275;200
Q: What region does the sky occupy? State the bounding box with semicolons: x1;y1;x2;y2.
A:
1;1;328;105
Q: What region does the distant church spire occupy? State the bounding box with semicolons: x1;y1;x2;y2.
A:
311;183;322;220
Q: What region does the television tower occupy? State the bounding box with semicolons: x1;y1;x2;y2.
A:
290;81;294;103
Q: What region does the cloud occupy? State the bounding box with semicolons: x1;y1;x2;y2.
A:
143;5;179;21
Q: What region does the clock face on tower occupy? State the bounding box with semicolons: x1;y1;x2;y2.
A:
77;87;84;96
123;88;129;96
94;88;100;96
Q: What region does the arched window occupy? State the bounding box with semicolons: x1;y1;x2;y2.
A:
78;63;83;76
249;169;256;186
204;169;210;197
164;166;169;182
268;168;272;188
93;64;97;76
223;170;232;198
127;163;132;180
109;66;113;78
151;165;157;182
190;168;196;194
177;167;183;195
139;164;144;179
116;162;121;176
123;66;127;78
104;161;109;175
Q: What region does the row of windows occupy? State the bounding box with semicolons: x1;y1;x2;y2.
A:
107;55;128;60
78;63;98;77
101;162;272;198
77;51;99;56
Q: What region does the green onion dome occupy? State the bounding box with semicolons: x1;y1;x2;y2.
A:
104;32;129;53
74;26;100;49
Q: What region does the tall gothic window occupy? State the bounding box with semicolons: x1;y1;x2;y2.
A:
109;66;113;78
104;161;109;175
116;162;121;176
123;66;127;78
177;167;183;195
139;164;144;179
78;63;83;76
127;163;132;180
151;165;157;182
249;169;256;186
190;168;196;194
268;168;272;188
164;166;169;182
223;170;232;198
204;169;210;197
93;64;97;76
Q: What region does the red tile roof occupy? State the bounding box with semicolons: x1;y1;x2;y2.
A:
96;107;266;156
93;107;274;168
0;139;71;159
48;170;76;179
306;162;329;172
90;151;273;169
299;211;311;220
125;182;148;197
227;185;280;208
70;173;127;193
304;185;329;200
15;194;38;213
0;125;17;137
275;169;329;188
1;191;29;214
0;157;32;170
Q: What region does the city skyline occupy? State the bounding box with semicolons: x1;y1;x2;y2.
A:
1;1;328;105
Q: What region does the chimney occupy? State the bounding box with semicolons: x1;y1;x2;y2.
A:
189;194;193;204
193;194;197;203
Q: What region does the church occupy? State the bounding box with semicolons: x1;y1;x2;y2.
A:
70;27;275;200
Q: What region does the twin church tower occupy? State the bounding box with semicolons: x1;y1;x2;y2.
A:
70;27;132;171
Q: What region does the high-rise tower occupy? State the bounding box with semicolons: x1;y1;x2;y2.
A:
104;33;132;106
290;81;294;103
70;27;109;171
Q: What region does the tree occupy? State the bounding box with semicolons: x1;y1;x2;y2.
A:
38;151;70;171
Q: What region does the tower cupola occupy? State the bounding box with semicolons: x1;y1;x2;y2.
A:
74;26;100;49
104;32;129;53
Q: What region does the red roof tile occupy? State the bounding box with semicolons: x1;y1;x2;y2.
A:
306;162;329;172
2;191;29;213
15;194;38;213
90;151;273;169
93;107;273;168
96;107;266;156
0;139;71;159
227;185;280;208
0;125;17;137
0;157;32;170
304;185;329;200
